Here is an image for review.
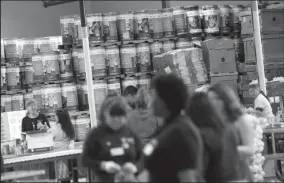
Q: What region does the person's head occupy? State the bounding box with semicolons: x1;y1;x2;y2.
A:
151;74;189;121
208;83;244;123
187;92;225;133
55;109;75;140
123;85;138;109
25;99;38;115
249;83;260;98
136;87;152;110
99;96;129;131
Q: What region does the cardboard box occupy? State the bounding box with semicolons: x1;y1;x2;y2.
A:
210;74;239;95
152;48;207;85
239;9;284;36
202;37;237;74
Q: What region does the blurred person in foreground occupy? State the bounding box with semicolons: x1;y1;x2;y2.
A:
52;109;75;183
22;99;50;132
81;96;142;182
208;83;255;181
187;91;241;183
138;74;203;183
127;88;161;146
123;85;138;110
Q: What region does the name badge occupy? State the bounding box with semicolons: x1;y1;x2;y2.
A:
110;147;125;156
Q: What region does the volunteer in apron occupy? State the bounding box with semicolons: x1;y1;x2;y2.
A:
81;96;142;182
249;83;274;121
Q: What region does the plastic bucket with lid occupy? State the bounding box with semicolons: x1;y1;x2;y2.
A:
202;5;220;34
102;12;118;42
90;46;106;77
49;36;62;52
117;11;134;41
134;10;151;40
74;115;90;141
1;95;12;112
219;5;233;35
163;40;176;53
137;43;151;73
32;86;44;110
59;49;73;80
20;65;34;88
6;66;21;91
24;92;34;109
20;38;38;63
121;77;138;91
37;37;51;53
77;82;88;110
73;15;83;46
61;82;78;110
138;75;151;89
11;94;24;111
150;41;163;60
32;53;44;83
232;5;245;33
176;38;192;49
162;8;175;38
173;6;188;36
1;38;5;64
87;13;104;43
106;45;121;76
107;78;121;95
120;44;137;74
41;52;60;82
1;66;7;91
185;6;202;36
4;38;21;64
60;15;75;46
43;84;63;112
72;49;85;77
93;80;108;117
148;9;163;39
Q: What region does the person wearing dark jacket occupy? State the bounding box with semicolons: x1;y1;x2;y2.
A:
81;96;143;182
127;88;160;146
187;92;241;183
123;85;138;110
140;74;203;183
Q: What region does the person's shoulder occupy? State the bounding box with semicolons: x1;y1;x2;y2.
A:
22;115;29;121
38;113;47;118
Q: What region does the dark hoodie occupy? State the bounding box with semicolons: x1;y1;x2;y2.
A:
127;109;160;146
81;124;143;182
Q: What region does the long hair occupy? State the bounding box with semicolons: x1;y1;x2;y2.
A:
187;92;225;133
209;83;244;123
151;74;189;124
56;109;75;140
136;88;151;110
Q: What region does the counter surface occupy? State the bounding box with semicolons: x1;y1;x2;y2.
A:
1;170;46;181
4;148;82;166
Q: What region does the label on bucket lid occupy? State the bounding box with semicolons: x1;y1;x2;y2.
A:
24;93;33;99
62;84;77;92
60;16;75;24
2;95;12;102
138;79;150;85
186;10;199;17
42;54;59;61
138;45;150;52
108;83;121;90
202;10;219;16
90;48;105;55
87;14;103;22
93;83;108;89
7;67;20;73
59;53;71;60
22;39;36;45
44;86;62;94
173;9;185;15
123;80;138;87
24;66;34;72
4;39;18;45
33;88;42;95
12;94;23;100
104;15;117;21
106;48;119;54
32;55;41;62
117;14;133;20
76;117;90;124
120;47;136;54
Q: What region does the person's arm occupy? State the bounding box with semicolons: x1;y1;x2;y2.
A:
81;128;104;171
132;130;144;173
41;114;51;128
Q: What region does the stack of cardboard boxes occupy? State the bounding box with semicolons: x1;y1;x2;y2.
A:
201;37;239;94
238;8;284;107
152;48;208;91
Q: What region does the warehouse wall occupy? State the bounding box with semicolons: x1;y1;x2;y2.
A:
1;1;250;39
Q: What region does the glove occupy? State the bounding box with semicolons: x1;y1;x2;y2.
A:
123;162;137;174
101;161;121;174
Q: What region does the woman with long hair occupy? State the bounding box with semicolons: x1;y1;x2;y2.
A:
208;83;255;181
187;92;241;182
140;74;203;183
52;109;75;183
81;96;142;182
127;88;160;146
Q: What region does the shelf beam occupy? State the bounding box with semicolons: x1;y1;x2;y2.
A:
162;0;170;8
42;0;78;8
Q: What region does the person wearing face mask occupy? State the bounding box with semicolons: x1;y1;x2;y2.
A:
139;74;203;183
248;83;274;120
127;88;161;146
208;83;255;181
123;85;138;110
22;99;50;132
81;96;143;182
